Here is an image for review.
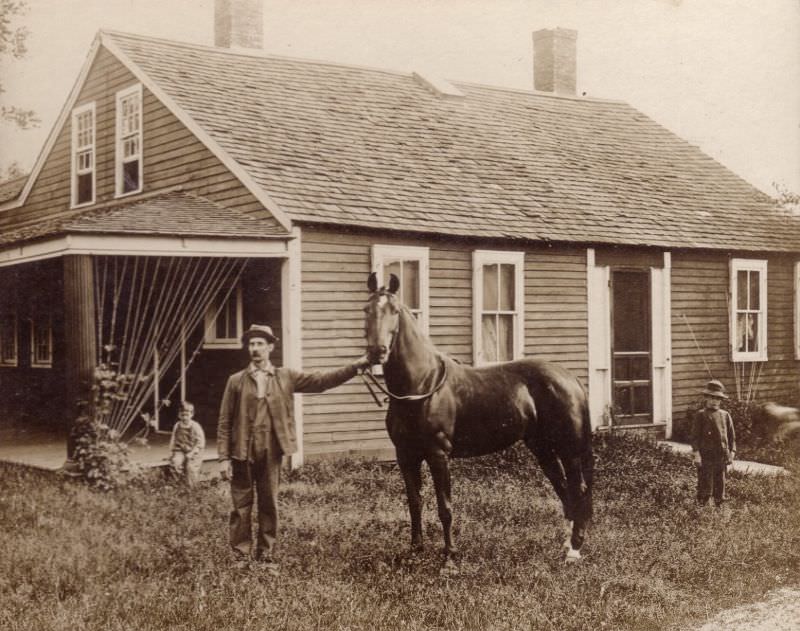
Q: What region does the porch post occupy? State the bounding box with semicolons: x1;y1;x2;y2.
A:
283;227;304;468
63;254;97;462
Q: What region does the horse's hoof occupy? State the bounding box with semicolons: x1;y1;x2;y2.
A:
564;548;582;564
439;559;459;577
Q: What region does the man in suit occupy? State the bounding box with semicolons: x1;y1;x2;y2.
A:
691;379;736;507
218;324;369;572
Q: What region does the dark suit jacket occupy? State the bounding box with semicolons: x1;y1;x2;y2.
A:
218;363;358;459
691;408;736;463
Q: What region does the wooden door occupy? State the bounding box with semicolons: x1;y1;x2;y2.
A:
611;270;652;424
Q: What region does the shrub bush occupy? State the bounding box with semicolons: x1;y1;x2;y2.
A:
69;363;139;491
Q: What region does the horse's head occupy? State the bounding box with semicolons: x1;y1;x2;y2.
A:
364;272;401;365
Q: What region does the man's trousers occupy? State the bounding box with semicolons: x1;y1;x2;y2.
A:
229;427;282;559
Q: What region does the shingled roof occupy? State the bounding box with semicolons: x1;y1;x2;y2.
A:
64;32;800;251
0;190;288;247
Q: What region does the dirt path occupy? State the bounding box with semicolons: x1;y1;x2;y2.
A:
688;587;800;631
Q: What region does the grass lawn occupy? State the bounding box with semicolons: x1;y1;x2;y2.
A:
1;434;799;631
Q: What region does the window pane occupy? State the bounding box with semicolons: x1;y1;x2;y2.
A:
736;313;748;352
78;150;93;171
499;264;515;311
749;271;760;310
748;314;759;352
736;312;760;353
481;314;498;363
613;271;649;352
614;386;632;416
631;356;649;380
483;264;498;311
737;270;748;310
384;261;401;288
214;291;238;340
77;173;93;204
497;314;514;361
215;300;227;339
123;137;139;159
614;356;630;381
123;160;140;193
33;319;51;364
402;260;420;310
1;315;15;362
633;386;651;414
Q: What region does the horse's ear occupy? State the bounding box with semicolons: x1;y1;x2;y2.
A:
388;273;400;294
367;272;378;293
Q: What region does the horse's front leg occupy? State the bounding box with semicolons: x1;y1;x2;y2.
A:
427;442;457;574
396;448;424;552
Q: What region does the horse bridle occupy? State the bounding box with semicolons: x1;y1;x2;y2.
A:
362;293;447;406
360;358;448;408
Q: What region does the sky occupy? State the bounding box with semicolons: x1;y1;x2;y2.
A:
0;0;798;196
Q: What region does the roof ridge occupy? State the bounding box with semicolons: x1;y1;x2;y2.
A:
101;29;412;80
102;28;627;106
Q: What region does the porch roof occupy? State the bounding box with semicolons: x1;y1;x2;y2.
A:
0;190;290;248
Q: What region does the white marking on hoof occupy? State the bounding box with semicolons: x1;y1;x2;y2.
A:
564;547;582;564
563;521;574;549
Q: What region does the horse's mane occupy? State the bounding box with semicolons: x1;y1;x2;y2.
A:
395;299;447;363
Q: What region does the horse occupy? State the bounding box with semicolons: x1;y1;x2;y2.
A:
362;272;594;570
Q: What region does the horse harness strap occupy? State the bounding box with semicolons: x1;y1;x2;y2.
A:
360;359;448;407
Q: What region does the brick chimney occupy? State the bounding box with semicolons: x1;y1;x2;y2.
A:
532;28;577;95
214;0;263;49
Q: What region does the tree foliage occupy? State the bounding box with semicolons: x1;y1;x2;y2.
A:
0;0;38;128
773;182;800;216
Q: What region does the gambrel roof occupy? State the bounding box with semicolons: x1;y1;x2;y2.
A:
10;30;800;252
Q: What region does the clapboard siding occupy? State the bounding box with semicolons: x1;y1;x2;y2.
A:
299;228;590;456
525;247;588;381
300;229;383;457
671;251;799;420
0;47;282;233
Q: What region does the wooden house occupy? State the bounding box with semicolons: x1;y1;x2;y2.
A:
1;1;798;466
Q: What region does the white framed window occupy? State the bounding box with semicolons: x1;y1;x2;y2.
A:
371;244;430;333
730;258;768;362
473;250;525;365
0;312;18;367
71;102;96;207
204;281;243;349
115;84;143;196
794;261;800;360
30;315;53;368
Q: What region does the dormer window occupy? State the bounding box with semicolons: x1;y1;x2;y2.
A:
115;84;143;196
71;102;95;207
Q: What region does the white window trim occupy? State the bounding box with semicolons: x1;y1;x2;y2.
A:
115;83;143;197
371;244;430;334
70;101;96;208
472;250;525;366
730;258;768;362
0;313;18;367
204;283;243;349
30;316;53;368
794;261;800;360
